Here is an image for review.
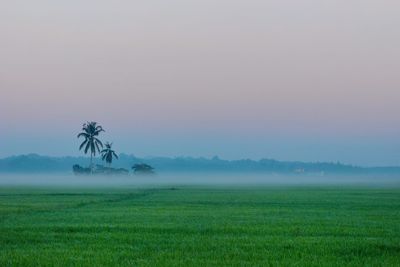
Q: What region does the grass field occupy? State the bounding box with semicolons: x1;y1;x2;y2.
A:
0;184;400;266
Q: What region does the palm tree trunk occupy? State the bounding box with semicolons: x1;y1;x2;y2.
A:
90;153;93;174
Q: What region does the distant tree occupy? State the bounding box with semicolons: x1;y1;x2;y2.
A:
101;142;118;167
72;164;91;175
77;122;104;172
132;163;155;175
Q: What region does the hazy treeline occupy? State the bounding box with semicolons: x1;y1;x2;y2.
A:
1;154;400;175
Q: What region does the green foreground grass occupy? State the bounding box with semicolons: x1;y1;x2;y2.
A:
0;185;399;266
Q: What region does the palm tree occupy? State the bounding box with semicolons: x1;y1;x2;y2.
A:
101;142;118;167
77;122;104;172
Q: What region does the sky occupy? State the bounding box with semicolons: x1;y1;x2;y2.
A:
1;0;400;166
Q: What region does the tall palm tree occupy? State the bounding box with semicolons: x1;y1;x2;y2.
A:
77;122;104;172
101;142;118;167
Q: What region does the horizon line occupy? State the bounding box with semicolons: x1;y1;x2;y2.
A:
2;153;400;169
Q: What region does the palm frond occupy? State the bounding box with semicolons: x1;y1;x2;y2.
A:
84;142;91;154
95;126;104;132
94;138;103;148
79;140;88;150
95;142;101;154
77;132;89;138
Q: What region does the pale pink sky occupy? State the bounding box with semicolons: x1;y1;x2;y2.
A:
1;1;400;165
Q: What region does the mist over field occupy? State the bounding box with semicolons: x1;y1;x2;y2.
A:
1;173;399;187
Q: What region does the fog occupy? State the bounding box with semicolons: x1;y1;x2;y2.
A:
0;173;399;187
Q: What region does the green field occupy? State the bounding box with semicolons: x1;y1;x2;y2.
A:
0;185;399;266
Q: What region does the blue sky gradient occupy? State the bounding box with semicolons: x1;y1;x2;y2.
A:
1;1;399;166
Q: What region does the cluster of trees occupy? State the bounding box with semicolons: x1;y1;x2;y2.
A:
76;121;154;175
